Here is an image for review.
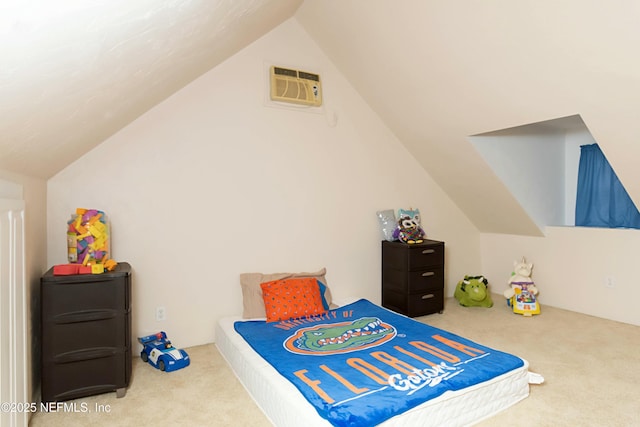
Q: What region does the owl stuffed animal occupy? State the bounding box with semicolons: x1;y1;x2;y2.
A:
392;208;426;244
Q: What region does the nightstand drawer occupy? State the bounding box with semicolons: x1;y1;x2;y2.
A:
408;244;444;270
408;289;444;316
48;315;125;355
41;278;128;316
408;267;444;292
382;288;444;317
42;350;128;402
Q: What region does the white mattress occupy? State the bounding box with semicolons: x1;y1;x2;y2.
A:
215;316;530;427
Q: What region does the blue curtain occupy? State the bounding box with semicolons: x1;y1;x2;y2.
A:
575;144;640;229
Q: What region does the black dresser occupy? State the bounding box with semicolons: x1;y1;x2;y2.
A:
382;240;444;317
41;262;131;402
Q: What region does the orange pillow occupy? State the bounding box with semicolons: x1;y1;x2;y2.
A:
260;278;326;322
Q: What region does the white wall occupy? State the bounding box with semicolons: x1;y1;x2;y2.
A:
471;131;566;229
480;227;640;326
46;19;480;348
0;179;22;199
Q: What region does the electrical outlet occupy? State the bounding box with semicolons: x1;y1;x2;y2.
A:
156;306;166;321
604;276;615;289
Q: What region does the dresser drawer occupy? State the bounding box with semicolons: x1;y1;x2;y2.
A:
42;350;129;402
382;288;444;317
407;266;444;293
407;244;444;270
47;315;126;355
42;279;128;316
408;289;444;316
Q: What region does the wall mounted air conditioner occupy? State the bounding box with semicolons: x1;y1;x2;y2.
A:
270;66;322;107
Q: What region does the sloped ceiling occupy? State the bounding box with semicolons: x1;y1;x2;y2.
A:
3;1;640;236
0;0;302;179
296;0;640;236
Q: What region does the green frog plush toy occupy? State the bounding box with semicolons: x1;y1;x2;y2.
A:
454;275;494;307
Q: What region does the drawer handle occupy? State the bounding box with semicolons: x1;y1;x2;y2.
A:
421;294;435;300
422;272;435;277
422;249;435;254
54;309;117;324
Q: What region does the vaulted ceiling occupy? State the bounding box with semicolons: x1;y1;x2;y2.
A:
3;0;640;236
1;0;302;179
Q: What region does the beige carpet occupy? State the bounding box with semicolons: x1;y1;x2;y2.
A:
29;296;640;426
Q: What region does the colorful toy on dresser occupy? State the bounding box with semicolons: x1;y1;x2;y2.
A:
504;257;540;316
66;208;115;273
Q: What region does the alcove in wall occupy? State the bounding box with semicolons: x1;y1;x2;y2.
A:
469;114;595;229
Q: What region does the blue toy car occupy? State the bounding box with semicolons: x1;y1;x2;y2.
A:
138;331;190;372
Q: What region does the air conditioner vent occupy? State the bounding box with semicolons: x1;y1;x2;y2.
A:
270;66;322;107
297;71;319;82
273;67;298;78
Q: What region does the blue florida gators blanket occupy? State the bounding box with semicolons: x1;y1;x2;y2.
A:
234;299;525;427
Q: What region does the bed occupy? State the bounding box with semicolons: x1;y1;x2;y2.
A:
215;270;530;427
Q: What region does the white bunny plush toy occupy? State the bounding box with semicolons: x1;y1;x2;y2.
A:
504;257;538;300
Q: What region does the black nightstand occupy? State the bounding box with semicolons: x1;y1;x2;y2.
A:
41;262;132;402
382;240;444;317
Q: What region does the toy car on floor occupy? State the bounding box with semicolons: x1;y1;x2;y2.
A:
510;284;540;316
138;331;190;372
